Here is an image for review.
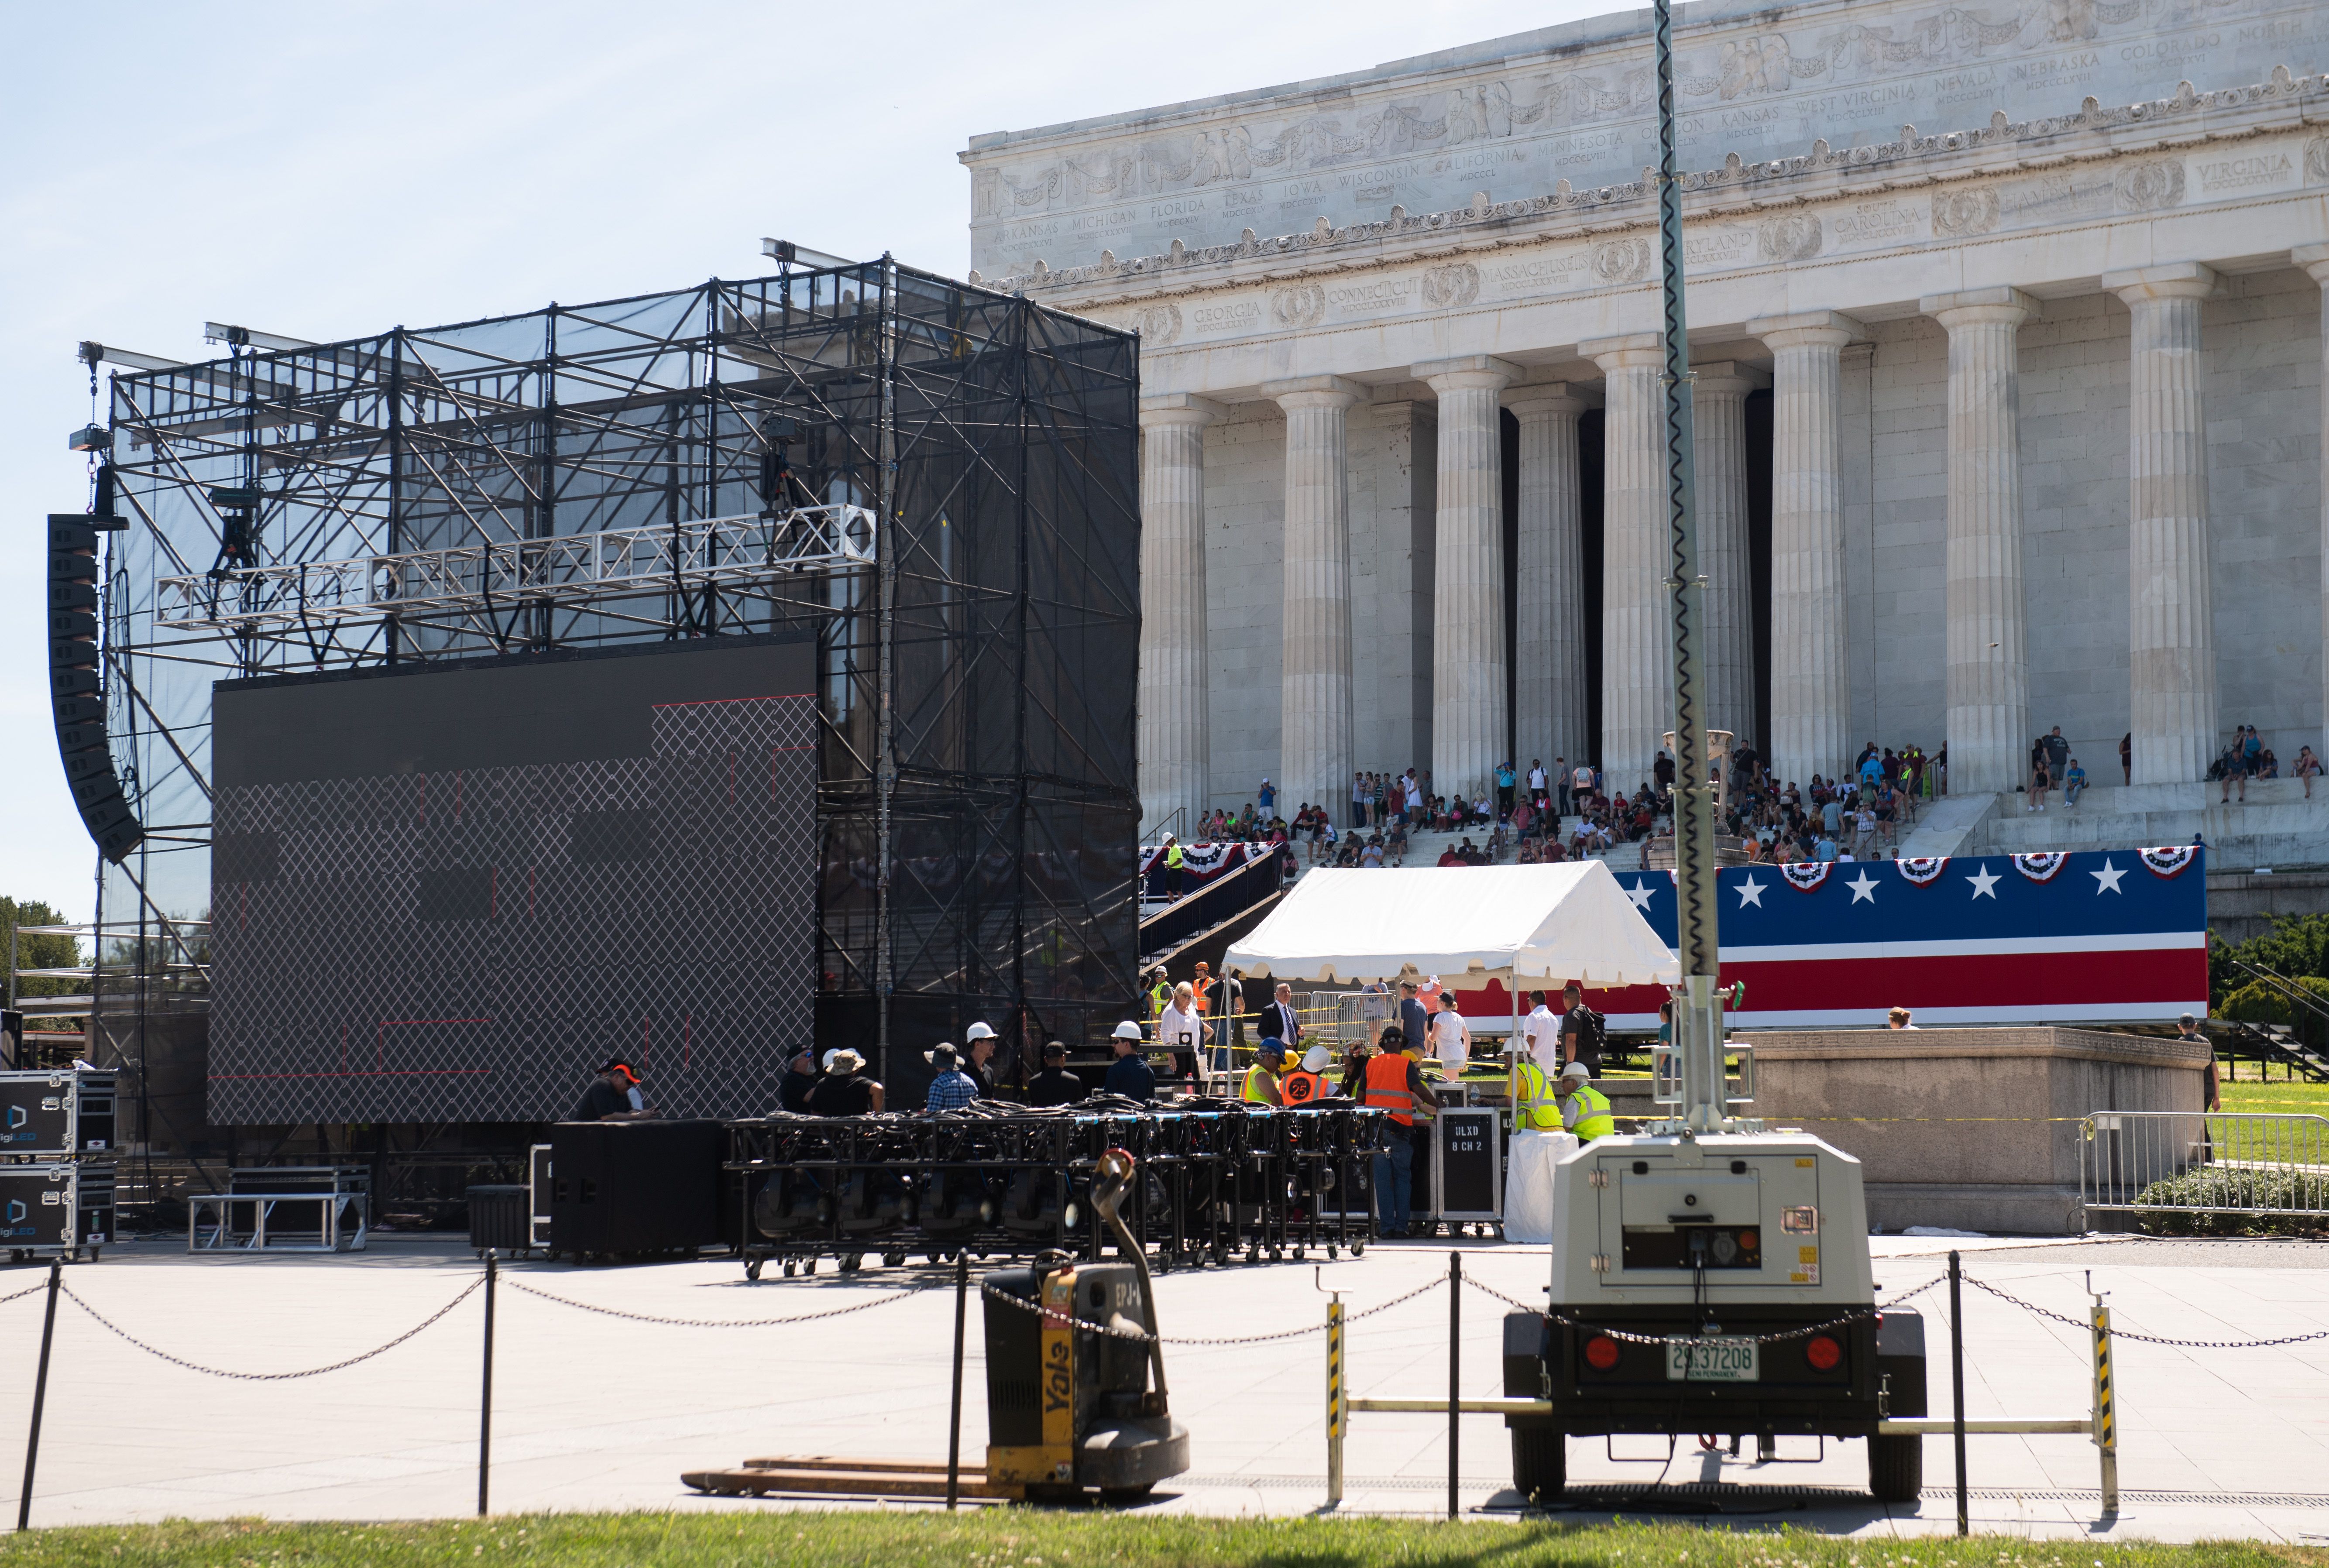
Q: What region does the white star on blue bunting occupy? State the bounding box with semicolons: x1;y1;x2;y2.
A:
1966;864;2000;900
2092;858;2126;894
1623;879;1656;911
1735;875;1766;909
1846;870;1879;904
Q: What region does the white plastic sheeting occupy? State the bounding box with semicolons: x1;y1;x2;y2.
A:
1502;1128;1580;1245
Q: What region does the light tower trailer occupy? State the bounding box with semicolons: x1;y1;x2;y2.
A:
1499;1129;1928;1501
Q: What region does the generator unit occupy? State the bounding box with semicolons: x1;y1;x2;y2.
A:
1501;1129;1927;1501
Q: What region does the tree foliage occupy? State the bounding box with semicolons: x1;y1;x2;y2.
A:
2209;911;2329;1010
0;897;82;1000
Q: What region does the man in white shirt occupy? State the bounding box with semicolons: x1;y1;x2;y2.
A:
1520;990;1560;1072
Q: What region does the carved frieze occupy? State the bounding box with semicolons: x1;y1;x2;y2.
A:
1592;237;1655;283
1271;284;1326;329
1422;263;1481;309
1758;214;1823;262
2115;159;2185;213
1931;186;2001;237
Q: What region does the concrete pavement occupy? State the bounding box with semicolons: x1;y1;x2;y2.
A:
0;1230;2320;1542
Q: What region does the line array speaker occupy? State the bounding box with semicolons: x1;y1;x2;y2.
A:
47;515;141;863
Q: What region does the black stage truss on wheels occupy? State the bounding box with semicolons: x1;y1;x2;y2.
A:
75;257;1141;1159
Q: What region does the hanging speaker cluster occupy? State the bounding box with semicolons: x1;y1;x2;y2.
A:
48;508;141;863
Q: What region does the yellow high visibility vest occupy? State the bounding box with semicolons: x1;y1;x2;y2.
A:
1567;1083;1615;1142
1513;1063;1563;1130
1165;844;1185;868
1242;1064;1279;1104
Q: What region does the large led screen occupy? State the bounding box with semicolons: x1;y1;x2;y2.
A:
207;637;817;1125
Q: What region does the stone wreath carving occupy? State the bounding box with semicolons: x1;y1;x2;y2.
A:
1422;263;1480;309
2305;136;2329;185
2115;159;2185;212
1271;284;1327;330
1758;213;1823;261
1930;186;2000;238
1591;237;1655;283
1130;303;1183;345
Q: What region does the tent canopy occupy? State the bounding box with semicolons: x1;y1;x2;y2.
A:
1221;861;1682;987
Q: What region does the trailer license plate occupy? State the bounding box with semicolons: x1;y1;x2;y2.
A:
1665;1338;1758;1382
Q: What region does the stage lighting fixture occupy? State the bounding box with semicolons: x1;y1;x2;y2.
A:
203;323;316;353
759;238;852;270
67;425;110;454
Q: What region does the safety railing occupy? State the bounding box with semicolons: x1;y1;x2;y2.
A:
2081;1112;2329;1223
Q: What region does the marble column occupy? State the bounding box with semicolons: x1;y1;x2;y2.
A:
1751;312;1861;792
2295;246;2329;769
1414;355;1517;801
1261;375;1364;819
1920;288;2037;796
1136;393;1223;835
1508;387;1594;783
1583;333;1668;793
1691;362;1768;746
2105;264;2220;786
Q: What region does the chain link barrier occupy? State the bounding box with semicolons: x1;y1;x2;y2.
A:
978;1272;1451;1348
58;1277;482;1381
0;1283;52;1310
500;1276;934;1328
1962;1275;2329;1349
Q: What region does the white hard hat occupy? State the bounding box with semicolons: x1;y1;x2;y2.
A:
965;1021;997;1041
1112;1020;1144;1041
1560;1061;1593;1081
1302;1045;1331;1073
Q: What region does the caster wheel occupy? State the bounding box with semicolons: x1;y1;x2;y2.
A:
745;1259;764;1281
883;1253;905;1269
1351;1242;1366;1257
840;1255;862;1273
783;1260;797;1277
804;1259;818;1276
1328;1245;1340;1259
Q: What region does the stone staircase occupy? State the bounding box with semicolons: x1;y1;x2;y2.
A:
1958;778;2329;870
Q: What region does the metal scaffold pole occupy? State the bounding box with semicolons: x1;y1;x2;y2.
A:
1652;0;1724;1130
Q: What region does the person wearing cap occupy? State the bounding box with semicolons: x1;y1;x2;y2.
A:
1146;966;1172;1022
1027;1042;1084;1107
1397;980;1431;1060
1553;1061;1614;1142
571;1059;658;1122
962;1022;999;1098
807;1049;883;1115
1104;1021;1157;1102
777;1049;821;1115
1362;1026;1442;1236
924;1044;979;1113
1242;1039;1289;1105
1279;1044;1332;1107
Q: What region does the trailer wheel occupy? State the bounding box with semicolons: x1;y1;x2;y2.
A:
1099;1484;1154;1506
1868;1433;1922;1502
1511;1427;1565;1503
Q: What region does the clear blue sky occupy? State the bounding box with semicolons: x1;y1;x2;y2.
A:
0;0;1614;919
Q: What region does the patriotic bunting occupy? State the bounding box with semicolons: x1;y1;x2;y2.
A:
2012;852;2068;883
1779;861;1831;893
1896;856;1950;887
2139;845;2197;879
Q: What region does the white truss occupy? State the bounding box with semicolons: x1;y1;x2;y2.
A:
155;504;876;631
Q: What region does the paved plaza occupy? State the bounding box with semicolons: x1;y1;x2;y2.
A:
0;1230;2319;1541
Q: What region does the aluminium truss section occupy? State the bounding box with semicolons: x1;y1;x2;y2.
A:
153;504;874;632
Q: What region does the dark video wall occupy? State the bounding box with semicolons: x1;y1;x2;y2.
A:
207;638;818;1125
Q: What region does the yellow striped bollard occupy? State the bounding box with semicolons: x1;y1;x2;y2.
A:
1325;1294;1345;1507
2090;1282;2118;1514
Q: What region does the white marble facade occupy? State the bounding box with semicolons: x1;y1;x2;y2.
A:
962;0;2329;831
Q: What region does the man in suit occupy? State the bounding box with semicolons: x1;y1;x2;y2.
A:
1266;981;1302;1050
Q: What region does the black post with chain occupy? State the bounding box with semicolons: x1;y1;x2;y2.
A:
16;1261;60;1532
479;1252;497;1517
947;1252;969;1510
1949;1249;1968;1536
1447;1252;1460;1520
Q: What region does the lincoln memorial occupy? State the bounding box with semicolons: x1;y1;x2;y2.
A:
960;0;2329;846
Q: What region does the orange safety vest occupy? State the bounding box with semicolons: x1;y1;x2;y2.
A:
1364;1051;1415;1126
1280;1070;1326;1107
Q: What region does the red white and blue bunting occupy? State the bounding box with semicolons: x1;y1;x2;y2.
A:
2139;845;2198;879
2012;852;2068;883
1780;861;1832;893
1896;856;1950;887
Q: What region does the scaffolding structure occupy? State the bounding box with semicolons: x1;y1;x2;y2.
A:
76;257;1142;1161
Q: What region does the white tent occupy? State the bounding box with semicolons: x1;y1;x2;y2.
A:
1221;860;1680;986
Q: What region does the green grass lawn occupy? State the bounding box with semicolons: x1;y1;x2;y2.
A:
2218;1078;2329;1116
0;1514;2314;1568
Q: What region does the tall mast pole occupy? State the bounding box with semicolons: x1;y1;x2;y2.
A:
1653;0;1724;1132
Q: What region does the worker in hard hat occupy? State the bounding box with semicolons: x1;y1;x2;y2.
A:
1553;1060;1616;1142
1508;1048;1565;1131
963;1020;1000;1098
1279;1044;1332;1107
1104;1020;1155;1103
1361;1025;1443;1238
1242;1038;1288;1105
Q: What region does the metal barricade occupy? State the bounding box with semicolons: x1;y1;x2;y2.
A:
2081;1112;2329;1223
1329;991;1393;1050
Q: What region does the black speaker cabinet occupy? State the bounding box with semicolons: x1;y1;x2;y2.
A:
546;1120;724;1258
